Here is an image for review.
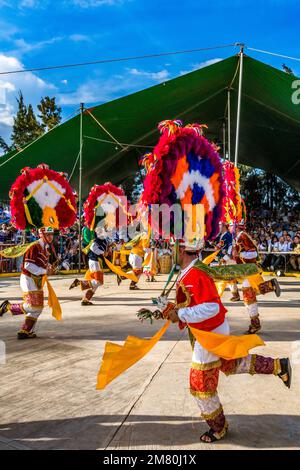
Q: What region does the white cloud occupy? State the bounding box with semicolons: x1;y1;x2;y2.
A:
19;0;40;7
128;68;169;81
58;67;169;106
61;79;68;85
71;0;126;6
0;53;56;142
12;36;64;55
0;20;19;40
180;58;222;76
69;34;91;42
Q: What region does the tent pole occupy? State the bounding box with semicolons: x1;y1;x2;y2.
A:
78;102;84;274
227;87;231;161
222;121;226;158
234;44;244;167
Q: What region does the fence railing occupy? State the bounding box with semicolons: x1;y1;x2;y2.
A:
0;243;18;273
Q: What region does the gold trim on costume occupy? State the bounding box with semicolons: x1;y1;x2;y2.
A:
190;389;217;399
191;360;222;371
249;354;257;375
216;422;229;439
176;282;191;309
202;405;223;421
273;358;281;376
26;316;38;322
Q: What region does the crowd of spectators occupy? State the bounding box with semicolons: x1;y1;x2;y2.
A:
248;207;300;272
1;204;300;273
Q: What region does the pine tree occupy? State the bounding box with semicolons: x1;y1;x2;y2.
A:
27;103;43;141
0;136;11;153
37;96;62;132
10;91;29;149
10;92;43;149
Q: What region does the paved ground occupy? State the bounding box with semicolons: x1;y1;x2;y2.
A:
0;273;299;450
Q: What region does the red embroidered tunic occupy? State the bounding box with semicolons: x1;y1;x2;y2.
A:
176;265;227;332
22;242;49;277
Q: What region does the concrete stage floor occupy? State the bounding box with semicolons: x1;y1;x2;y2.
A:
0;273;299;450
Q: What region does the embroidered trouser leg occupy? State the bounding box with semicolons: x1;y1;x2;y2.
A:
82;260;103;300
17;274;44;335
190;362;228;437
229;282;239;294
220;354;281;376
129;254;143;283
242;279;260;331
189;320;230;437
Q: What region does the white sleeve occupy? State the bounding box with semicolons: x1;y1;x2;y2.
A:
90;242;104;256
178;302;220;323
24;261;47;276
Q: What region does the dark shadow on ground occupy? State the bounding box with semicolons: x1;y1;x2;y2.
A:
0;413;299;450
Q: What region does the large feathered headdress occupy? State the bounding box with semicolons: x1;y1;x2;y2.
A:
221;161;246;226
9;163;77;230
139;120;224;240
83;182;130;231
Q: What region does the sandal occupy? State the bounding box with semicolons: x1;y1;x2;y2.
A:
200;428;224;443
246;325;261;335
0;300;10;317
278;358;292;388
69;279;80;290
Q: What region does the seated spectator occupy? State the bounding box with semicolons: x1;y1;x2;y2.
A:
0;223;11;243
272;236;292;271
289;236;300;271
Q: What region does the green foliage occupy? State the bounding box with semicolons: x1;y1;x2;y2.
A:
0;91;61;153
38;96;62;132
239;164;300;211
0;136;11;153
121;169;144;204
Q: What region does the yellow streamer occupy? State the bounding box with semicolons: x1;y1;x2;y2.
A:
96;320;170;390
189;326;264;361
203;250;220;265
45;278;62;321
104;257;138;283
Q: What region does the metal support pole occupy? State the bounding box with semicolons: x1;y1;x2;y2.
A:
78;103;84;273
222;121;226;158
234;44;244;167
227;87;231;161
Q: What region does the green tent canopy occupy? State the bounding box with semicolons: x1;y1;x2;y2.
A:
1;54;300;200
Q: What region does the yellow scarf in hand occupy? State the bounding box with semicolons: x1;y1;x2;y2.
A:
96;320;170;390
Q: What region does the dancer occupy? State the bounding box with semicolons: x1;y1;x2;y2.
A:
0;227;55;339
69;227;109;305
166;240;291;443
122;232;150;290
232;221;281;334
143;239;158;282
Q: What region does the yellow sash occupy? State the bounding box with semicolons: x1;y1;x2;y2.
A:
45;277;62;321
104;257;138;283
96;320;170;389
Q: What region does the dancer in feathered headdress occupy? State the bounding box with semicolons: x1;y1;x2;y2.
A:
69;182;134;304
96;121;291;445
220;161;281;334
0;163;77;339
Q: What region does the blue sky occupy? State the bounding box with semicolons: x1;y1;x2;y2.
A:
0;0;299;142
